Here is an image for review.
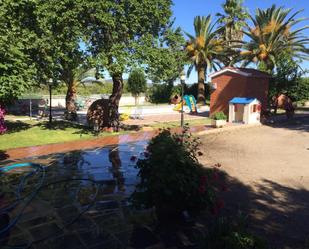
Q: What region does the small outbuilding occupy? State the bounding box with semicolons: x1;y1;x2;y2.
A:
209;67;270;115
229;97;261;124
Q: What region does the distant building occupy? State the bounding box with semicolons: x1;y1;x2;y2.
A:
209;67;270;115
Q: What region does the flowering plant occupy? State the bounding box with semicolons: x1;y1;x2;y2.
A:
0;106;7;135
131;127;224;220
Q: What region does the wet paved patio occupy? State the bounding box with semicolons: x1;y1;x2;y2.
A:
0;142;148;249
0;124;221;249
0;123;244;248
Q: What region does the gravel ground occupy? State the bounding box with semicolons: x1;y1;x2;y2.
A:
199;115;309;249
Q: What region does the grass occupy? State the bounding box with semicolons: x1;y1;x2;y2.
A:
6;115;32;120
0;120;128;151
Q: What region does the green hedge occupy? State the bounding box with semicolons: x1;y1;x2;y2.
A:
146;83;211;104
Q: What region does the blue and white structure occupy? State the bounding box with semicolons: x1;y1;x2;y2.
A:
229;97;261;124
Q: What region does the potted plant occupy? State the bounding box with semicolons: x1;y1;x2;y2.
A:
211;111;227;128
130;128;219;224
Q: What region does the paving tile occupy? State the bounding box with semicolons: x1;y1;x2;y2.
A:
19;216;52;228
43;233;86;249
79;230;112;247
29;222;62;241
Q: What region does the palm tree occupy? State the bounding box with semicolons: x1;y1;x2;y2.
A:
216;0;249;66
241;5;308;72
185;15;225;103
62;67;101;120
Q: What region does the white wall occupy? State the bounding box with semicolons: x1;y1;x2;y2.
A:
247;100;261;124
18;95;146;108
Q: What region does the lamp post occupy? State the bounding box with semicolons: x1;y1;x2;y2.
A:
180;71;186;128
48;78;53;124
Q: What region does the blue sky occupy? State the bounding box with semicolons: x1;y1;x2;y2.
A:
172;0;309;83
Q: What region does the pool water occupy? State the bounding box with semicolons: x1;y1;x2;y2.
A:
0;141;148;249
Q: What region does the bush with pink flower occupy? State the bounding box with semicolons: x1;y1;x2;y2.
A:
0;106;7;135
131;127;224;221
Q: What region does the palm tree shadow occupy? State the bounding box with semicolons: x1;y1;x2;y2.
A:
37;120;95;135
217;170;309;249
5;121;32;133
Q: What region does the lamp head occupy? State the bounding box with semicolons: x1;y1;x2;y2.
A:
48;78;53;86
180;71;186;81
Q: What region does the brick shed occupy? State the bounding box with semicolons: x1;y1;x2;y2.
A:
209;67;270;115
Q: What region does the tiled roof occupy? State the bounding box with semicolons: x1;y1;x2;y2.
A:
209;67;271;78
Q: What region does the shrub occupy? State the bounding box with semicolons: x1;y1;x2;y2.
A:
127;69;147;105
186;83;211;101
204;215;267;249
131;128;221;220
0;106;7;134
212;111;227;120
146;83;173;103
170;84;183;98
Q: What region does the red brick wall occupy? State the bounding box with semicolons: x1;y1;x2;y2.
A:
210;72;269;115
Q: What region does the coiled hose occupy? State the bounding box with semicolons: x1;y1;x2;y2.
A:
0;162;100;249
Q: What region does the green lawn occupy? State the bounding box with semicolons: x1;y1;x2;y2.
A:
0;120;125;151
0;118;210;151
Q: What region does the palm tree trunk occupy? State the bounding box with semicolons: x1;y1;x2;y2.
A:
65;79;77;120
197;67;206;104
108;73;123;130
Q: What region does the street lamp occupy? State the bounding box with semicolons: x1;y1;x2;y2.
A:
180;71;186;128
48;78;53;124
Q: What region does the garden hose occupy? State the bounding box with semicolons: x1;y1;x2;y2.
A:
0;163;101;249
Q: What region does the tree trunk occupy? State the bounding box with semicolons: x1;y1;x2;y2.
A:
197;67;206;104
134;95;139;106
108;74;123;130
65;79;78;120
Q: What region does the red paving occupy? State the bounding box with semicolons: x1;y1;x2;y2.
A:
1;125;213;161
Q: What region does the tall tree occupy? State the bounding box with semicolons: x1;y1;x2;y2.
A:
216;0;249;66
240;5;309;72
86;0;173;128
127;68;147;106
0;1;37;105
32;0;88;120
145;27;187;86
185;15;225;103
268;51;306;100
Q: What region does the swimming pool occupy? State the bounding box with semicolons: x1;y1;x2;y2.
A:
0;141;148;249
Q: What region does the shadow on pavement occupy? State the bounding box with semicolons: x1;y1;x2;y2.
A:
217;170;309;249
265;114;309;133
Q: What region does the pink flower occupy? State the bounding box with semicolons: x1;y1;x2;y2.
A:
200;175;207;185
176;137;183;143
212;171;219;181
221;185;228;192
198;185;206;193
216;199;225;210
210;206;219;216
